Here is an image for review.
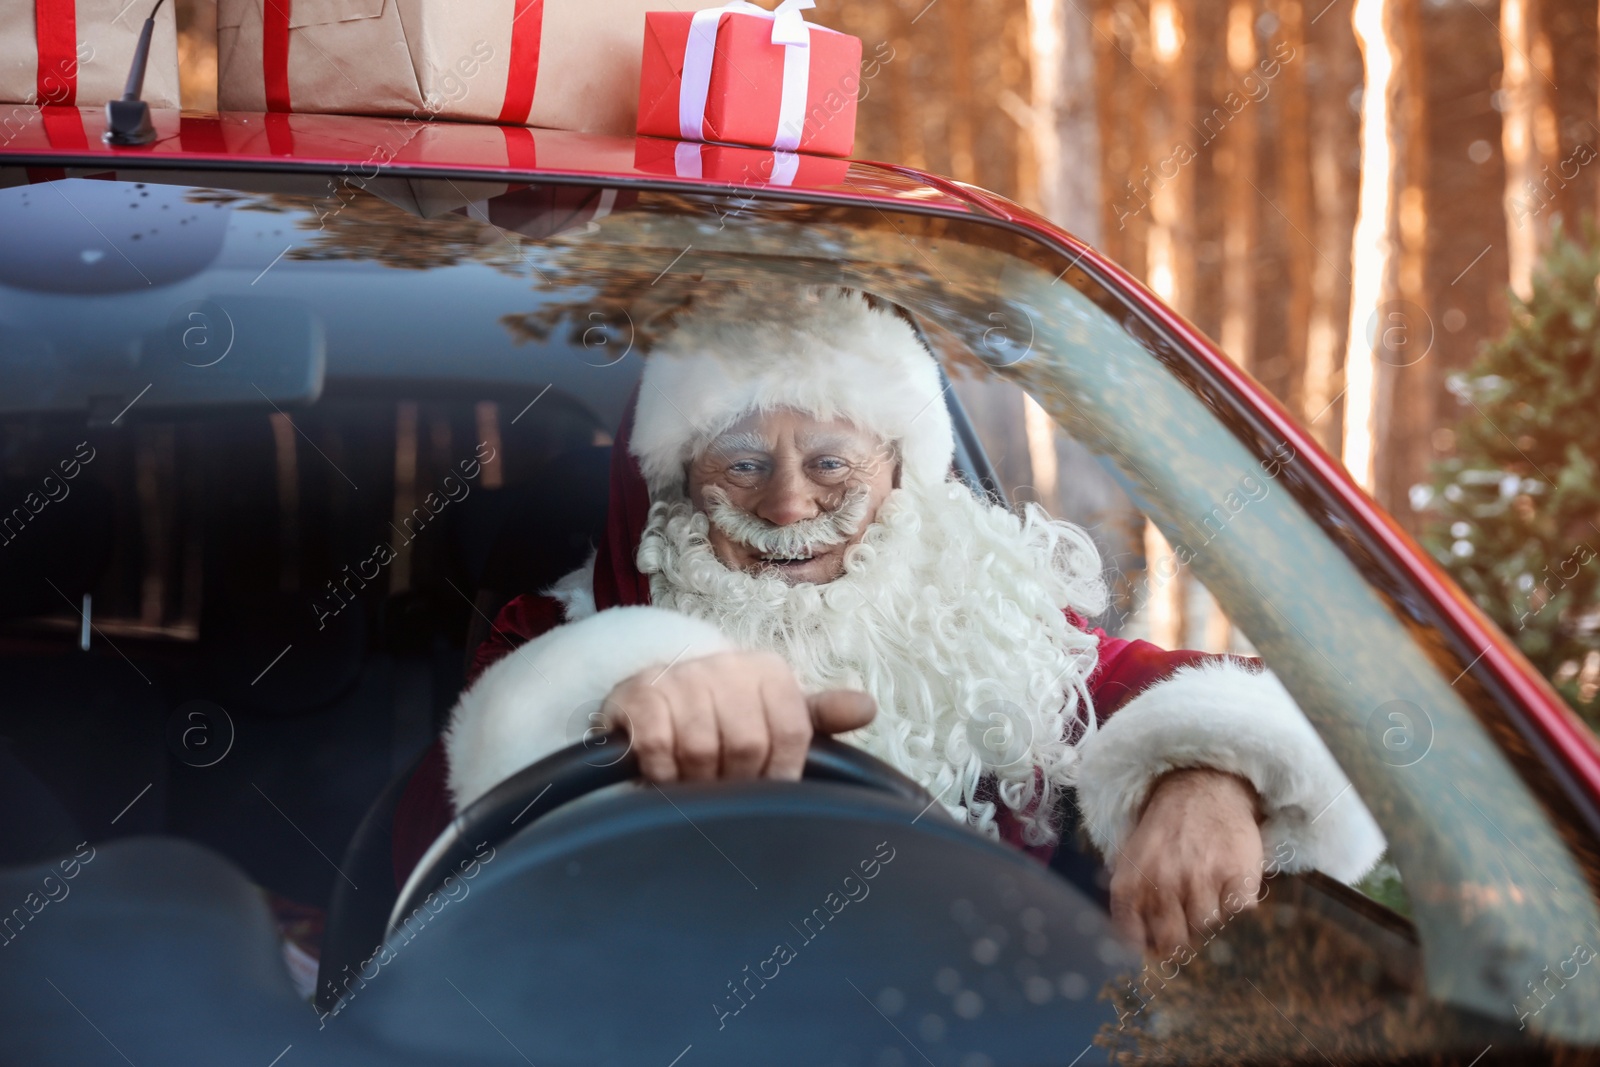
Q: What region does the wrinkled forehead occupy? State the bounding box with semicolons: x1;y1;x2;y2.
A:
698;408;888;459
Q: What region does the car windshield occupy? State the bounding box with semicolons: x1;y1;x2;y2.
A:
2;168;1597;1065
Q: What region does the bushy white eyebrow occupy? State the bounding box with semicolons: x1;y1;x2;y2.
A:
705;430;774;457
705;427;883;459
796;429;879;455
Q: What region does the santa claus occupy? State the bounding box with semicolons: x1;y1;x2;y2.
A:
392;285;1385;954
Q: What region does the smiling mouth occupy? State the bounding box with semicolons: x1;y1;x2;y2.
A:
758;553;815;567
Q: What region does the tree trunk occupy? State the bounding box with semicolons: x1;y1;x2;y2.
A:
1343;0;1401;493
943;0;980;183
1302;0;1362;454
1273;0;1314;422
1538;0;1597;227
884;0;927;171
1375;0;1432;525
1145;0;1197;313
1501;0;1554;300
1023;397;1061;516
1005;0;1042;212
1144;0;1195;641
1413;0;1513;492
1028;0;1104;239
1188;0;1227;347
1098;0;1153;277
1220;0;1259;378
1025;0;1110;522
1144;523;1185;649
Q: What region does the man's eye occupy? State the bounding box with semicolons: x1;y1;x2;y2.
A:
726;460;768;483
814;456;848;472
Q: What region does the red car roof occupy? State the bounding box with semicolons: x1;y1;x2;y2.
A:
1;106;985;214
6;104;1599;800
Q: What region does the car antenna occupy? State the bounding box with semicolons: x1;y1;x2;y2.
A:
103;0;167;146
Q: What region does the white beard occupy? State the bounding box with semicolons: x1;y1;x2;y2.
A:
635;479;1109;845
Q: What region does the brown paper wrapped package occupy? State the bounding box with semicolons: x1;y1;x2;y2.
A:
0;0;180;109
217;0;734;133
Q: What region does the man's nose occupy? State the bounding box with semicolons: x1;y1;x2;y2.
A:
755;464;818;527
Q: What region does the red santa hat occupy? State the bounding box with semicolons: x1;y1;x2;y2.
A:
627;286;955;498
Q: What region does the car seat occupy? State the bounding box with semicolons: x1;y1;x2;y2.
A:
0;472;170;851
316;443;615;1011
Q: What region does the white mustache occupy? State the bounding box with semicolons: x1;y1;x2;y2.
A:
702;484;871;558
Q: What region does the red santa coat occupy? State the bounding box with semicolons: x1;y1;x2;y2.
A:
392;404;1385;889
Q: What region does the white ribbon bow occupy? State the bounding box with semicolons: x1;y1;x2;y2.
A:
678;0;817;152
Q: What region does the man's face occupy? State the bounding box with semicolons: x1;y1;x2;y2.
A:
686;409;897;585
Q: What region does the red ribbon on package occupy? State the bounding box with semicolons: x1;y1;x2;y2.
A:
259;0;546;121
496;0;544;124
263;0;291;111
35;0;78;106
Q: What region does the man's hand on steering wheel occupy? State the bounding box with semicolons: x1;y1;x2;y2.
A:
610;653;1270;962
603;650;877;782
1109;767;1266;959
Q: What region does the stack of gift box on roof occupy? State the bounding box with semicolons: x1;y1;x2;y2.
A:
5;0;860;193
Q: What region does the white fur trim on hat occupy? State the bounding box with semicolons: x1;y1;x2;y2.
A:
630;287;955;496
1072;660;1387;884
443;606;731;810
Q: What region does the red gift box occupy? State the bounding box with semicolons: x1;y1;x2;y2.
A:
637;1;862;158
634;136;851;188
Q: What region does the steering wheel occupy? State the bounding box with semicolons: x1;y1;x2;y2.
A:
388;732;932;935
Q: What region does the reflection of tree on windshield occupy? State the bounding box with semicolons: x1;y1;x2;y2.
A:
483;192;1043;377
195;183;1059;386
266;187;532;273
184;185;520;272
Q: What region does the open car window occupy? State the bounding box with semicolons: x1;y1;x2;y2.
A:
2;169;1598;1064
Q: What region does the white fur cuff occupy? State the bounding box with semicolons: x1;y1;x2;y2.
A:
443;606;732;810
1072;660;1386;884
